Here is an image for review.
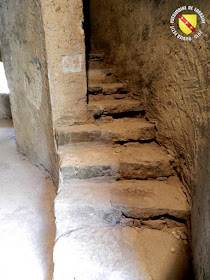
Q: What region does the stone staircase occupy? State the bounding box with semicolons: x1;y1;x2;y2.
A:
53;55;191;280
87;53;129;101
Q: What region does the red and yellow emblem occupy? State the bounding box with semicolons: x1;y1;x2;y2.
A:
178;14;197;35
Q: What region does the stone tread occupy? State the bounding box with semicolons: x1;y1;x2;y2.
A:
55;176;190;236
88;99;144;115
55;118;156;145
59;142;174;180
88;69;115;79
88;82;128;95
54;227;191;280
110;177;189;220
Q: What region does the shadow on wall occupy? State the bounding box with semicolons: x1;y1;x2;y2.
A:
83;0;90;66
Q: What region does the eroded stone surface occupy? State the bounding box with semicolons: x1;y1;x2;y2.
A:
55;176;189;237
88;99;144;115
59;144;118;180
110;176;189;220
59;142;174;181
54;227;191;280
56;118;155;145
55;179;121;237
88;82;128;95
88;69;117;83
118;142;174;179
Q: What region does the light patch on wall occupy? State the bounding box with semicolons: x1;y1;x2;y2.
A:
62;54;83;73
24;59;43;110
0;62;9;94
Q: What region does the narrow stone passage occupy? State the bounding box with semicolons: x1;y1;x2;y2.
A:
0;120;56;280
53;56;192;279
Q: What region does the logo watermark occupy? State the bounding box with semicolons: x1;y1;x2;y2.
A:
170;6;206;41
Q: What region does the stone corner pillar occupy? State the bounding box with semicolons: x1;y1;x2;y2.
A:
41;0;88;127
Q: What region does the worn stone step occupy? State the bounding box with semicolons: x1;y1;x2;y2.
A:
87;56;106;70
88;82;128;95
59;142;174;181
55;176;190;236
54;227;191;280
56;118;156;146
88;99;144;116
87;69;117;83
88;93;129;102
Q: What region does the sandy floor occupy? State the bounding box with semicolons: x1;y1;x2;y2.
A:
0;119;56;280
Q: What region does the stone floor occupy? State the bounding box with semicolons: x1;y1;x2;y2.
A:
0;119;56;280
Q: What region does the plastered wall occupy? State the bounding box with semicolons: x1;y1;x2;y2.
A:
41;0;88;127
89;0;209;278
0;0;58;182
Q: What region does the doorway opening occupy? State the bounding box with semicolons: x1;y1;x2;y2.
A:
82;1;129;104
0;62;9;94
0;61;11;119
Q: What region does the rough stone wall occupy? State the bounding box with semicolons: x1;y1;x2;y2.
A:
89;0;209;278
41;0;88;127
192;141;210;280
0;0;58;182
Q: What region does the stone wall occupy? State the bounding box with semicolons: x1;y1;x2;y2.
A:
0;0;58;182
41;0;88;127
89;0;209;278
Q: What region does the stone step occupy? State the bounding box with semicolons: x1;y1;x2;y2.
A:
88;99;144;116
59;142;174;181
56;118;156;146
88;93;129;102
88;82;128;95
55;176;190;236
87;54;105;69
87;69;117;83
54;226;191;280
